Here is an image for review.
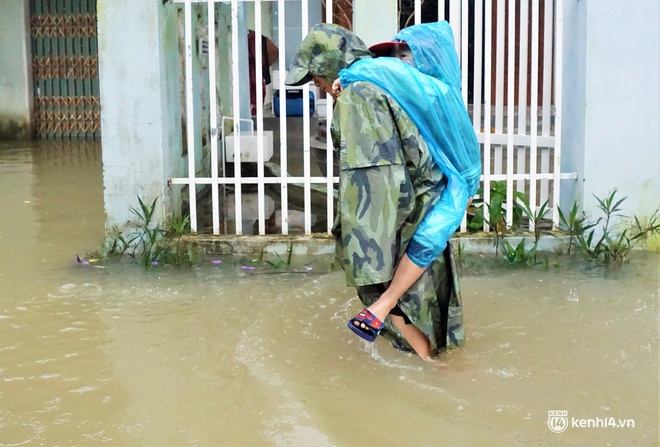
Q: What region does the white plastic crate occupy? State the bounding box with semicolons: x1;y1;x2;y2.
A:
224;130;274;163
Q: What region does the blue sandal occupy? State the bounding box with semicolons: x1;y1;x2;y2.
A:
347;309;385;342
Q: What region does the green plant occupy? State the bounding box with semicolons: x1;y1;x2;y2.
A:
106;226;138;260
500;238;537;267
161;213;194;266
557;201;595;254
595;189;627;232
601;229;634;265
101;197;196;268
486;196;506;257
629;209;660;250
467;181;525;236
519;198;551;263
573;190;621;262
264;243;294;270
130;197;163;267
570;189;657;266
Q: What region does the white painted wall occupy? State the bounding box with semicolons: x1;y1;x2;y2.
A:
353;0;398;46
0;0;33;139
581;0;659;222
98;0;184;232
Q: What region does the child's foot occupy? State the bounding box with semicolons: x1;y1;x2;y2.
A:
350;300;394;332
347;309;385;342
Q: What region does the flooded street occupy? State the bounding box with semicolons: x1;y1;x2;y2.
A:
0;141;658;446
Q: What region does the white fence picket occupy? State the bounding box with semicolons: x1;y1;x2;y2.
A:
168;0;573;237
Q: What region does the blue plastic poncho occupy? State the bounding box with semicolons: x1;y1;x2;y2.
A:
394;22;481;196
339;21;482;267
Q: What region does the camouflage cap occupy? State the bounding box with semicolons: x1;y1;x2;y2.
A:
285;23;372;86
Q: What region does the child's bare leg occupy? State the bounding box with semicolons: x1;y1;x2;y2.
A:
350;253;431;355
363;254;426;321
390;315;431;358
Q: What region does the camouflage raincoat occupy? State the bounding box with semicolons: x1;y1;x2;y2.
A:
286;24;464;353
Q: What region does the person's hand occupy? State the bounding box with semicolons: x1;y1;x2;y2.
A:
332;78;342;97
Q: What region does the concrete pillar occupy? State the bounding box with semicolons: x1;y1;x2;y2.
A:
559;0;587;213
0;0;33;139
353;0;398;46
98;0;184;234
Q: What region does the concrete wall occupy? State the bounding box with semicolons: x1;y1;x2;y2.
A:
578;0;659;222
98;0;184;232
0;0;33;139
353;0;398;46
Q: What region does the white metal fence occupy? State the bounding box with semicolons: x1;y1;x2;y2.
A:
169;0;576;236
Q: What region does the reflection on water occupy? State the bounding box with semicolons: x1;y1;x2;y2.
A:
0;141;658;446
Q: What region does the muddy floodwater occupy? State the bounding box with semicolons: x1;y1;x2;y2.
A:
1;141;658;446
